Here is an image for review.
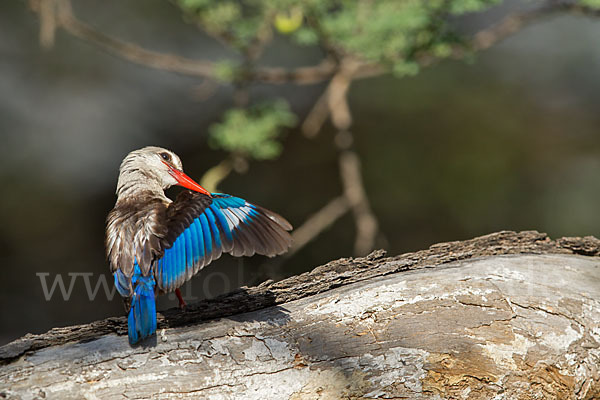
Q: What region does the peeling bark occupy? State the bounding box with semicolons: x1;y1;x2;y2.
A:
1;231;599;399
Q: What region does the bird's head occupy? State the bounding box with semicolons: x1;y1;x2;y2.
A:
117;146;210;197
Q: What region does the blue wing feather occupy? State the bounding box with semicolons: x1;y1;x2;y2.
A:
159;247;167;288
188;220;200;265
173;237;182;287
182;230;191;283
183;228;192;267
168;240;176;288
210;205;233;241
198;214;212;258
212;194;245;208
192;218;205;264
180;234;186;272
178;235;186;283
204;207;222;250
167;240;176;288
154;193;291;293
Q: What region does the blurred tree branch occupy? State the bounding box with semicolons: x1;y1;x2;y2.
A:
37;0;58;49
291;60;379;255
29;0;341;84
287;196;350;256
28;0;600;257
31;0;217;77
473;1;600;51
29;0;600;84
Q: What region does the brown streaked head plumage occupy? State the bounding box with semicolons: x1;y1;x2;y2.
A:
115;146;184;200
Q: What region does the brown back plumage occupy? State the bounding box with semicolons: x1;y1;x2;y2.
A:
105;192;168;278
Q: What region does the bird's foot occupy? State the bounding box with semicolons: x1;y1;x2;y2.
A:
175;288;187;310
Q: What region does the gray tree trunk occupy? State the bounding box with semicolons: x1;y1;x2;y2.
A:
1;231;600;399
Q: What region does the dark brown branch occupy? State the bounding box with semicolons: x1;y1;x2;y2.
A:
251;58;338;84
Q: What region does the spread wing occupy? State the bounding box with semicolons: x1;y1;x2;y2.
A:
154;191;293;293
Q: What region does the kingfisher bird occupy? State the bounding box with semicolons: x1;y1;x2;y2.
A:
105;146;292;344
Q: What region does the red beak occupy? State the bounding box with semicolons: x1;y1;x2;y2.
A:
163;161;211;196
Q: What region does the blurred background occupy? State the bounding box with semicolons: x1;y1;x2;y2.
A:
2;0;600;345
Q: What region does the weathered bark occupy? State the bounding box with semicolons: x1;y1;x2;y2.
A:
1;231;599;399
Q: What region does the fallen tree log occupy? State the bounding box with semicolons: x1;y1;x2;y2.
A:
1;231;599;399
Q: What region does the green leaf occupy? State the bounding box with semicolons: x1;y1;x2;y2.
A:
175;0;503;68
178;0;213;12
432;43;453;58
392;61;420;77
293;27;319;45
213;60;239;83
208;100;297;160
449;0;500;14
579;0;600;8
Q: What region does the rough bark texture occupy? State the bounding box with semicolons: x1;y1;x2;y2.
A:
1;231;600;399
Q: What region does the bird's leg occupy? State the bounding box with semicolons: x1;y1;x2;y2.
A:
175;288;187;310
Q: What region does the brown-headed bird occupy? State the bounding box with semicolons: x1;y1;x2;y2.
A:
106;146;292;344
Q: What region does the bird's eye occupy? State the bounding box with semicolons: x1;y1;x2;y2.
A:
159;152;171;162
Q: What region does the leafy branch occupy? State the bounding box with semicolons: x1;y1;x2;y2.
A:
28;0;600;255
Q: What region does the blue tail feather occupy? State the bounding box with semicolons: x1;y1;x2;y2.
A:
128;274;156;344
